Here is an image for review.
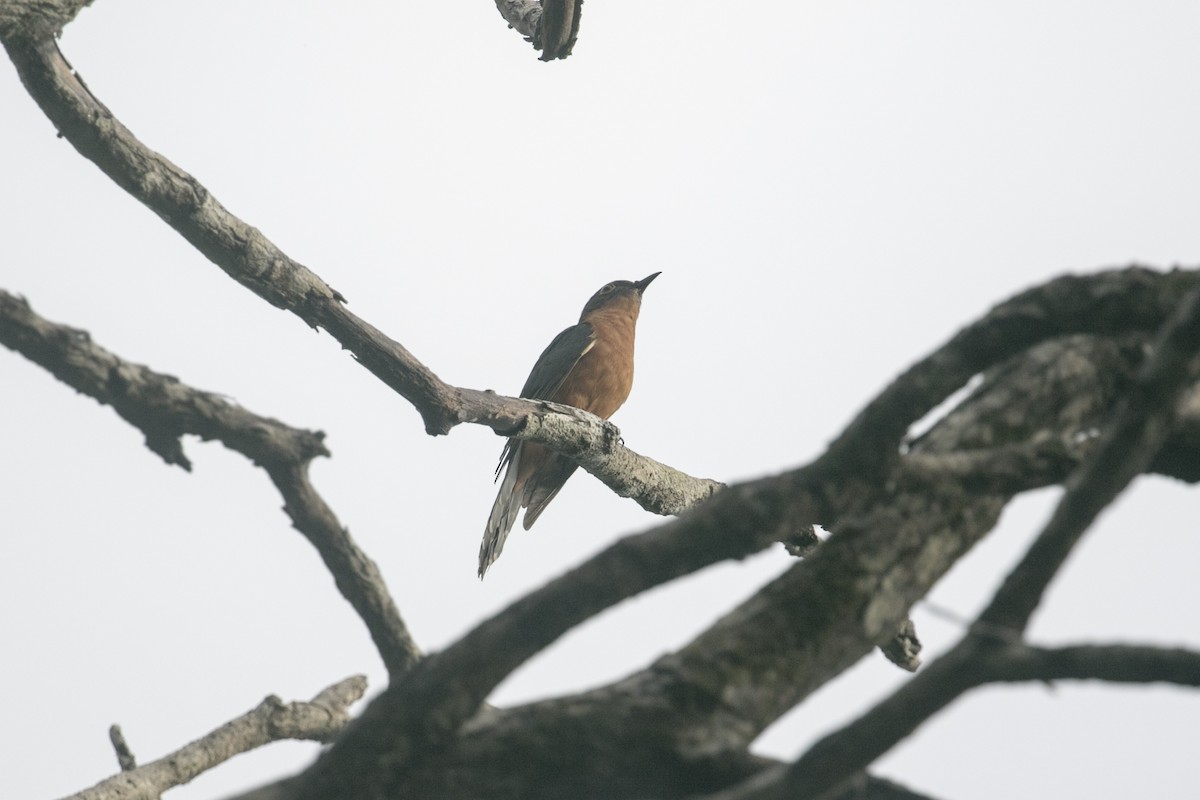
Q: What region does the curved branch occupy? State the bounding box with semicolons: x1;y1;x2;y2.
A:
697;642;1200;800
0;291;420;678
978;279;1200;633
63;676;367;800
721;286;1200;800
821;269;1197;479
292;479;826;799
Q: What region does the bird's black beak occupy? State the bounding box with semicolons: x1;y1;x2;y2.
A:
634;272;662;293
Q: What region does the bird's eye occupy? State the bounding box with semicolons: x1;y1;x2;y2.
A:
599;283;615;294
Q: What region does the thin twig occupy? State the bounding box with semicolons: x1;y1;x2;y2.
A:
107;726;136;772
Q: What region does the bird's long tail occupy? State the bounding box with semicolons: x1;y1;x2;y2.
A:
480;445;523;578
521;456;579;530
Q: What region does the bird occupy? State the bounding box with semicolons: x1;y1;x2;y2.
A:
479;272;661;577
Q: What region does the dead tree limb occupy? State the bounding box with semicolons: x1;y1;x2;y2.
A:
61;676;366;800
0;290;421;678
716;282;1200;800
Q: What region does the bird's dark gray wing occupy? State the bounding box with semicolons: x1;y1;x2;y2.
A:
520;321;595;400
494;322;595;481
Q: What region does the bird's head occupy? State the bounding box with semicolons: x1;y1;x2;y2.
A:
580;272;661;318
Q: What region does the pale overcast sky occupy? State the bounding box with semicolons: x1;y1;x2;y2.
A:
3;3;1199;799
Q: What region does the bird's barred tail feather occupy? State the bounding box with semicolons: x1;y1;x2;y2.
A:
480;445;523;578
521;456;579;530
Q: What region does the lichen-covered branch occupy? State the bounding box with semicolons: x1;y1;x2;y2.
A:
62;676;367;800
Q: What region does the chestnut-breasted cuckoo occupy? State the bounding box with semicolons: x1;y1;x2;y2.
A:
479;273;660;577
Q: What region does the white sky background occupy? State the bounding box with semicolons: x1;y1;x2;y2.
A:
2;1;1199;798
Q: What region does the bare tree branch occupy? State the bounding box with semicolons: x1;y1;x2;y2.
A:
537;0;583;60
990;643;1200;686
900;439;1086;494
62;676;367;800
0;0;93;40
0;290;421;678
1150;382;1200;479
712;283;1200;800
977;278;1200;634
107;727;158;800
692;643;1200;800
0;291;326;471
290;488;827;799
822;269;1195;479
